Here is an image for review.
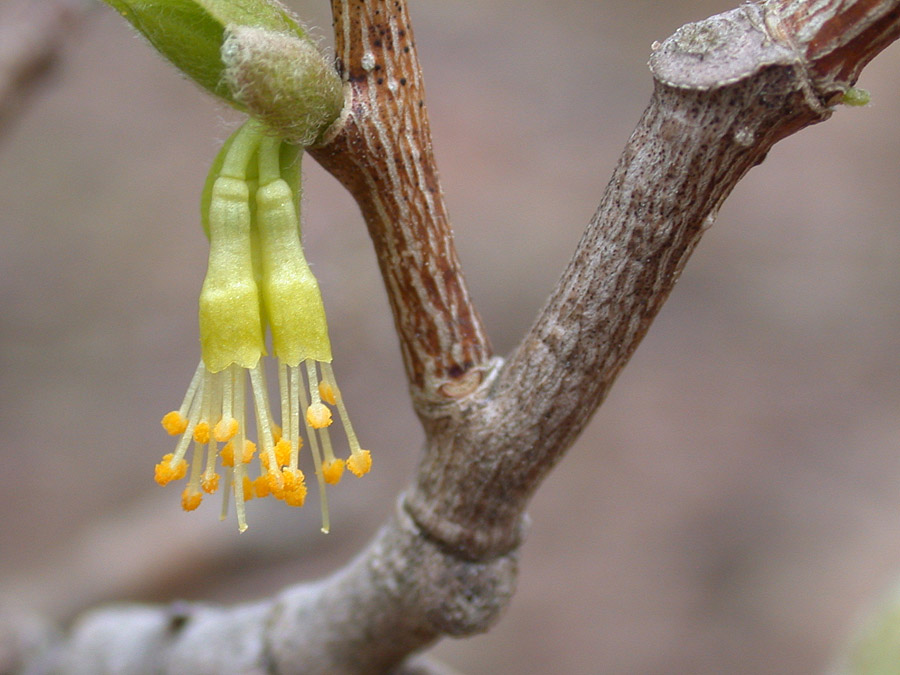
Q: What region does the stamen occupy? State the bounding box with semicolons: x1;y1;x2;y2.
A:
202;376;219;493
181;487;202;511
178;361;205;417
253;475;270;498
220;437;255;467
242;475;255;502
278;360;290;451
241;439;257;464
233;463;248;532
161;411;188;436
321;362;372;477
192;369;213;443
261;440;291;470
250;364;283;491
170;376;206;466
321;362;366;458
214;417;239;443
201;470;220;494
185;434;205;496
256;361;281;443
305;360;333;429
235;363;255;531
220;366;245;522
214;367;239;442
289;364;301;468
318;381;336;405
347;450;372;478
310;362;344;485
322;457;345;485
193;423;210;444
280;468;307;507
154;453;187;486
161;360;204;435
297;362;330;533
220;467;232;521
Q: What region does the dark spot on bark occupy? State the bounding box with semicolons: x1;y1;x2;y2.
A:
400;77;407;85
167;603;191;633
447;362;474;379
377;78;384;85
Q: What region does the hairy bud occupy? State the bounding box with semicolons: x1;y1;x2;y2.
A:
102;0;342;143
223;27;343;145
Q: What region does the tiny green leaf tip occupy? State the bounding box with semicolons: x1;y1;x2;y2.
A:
841;86;871;107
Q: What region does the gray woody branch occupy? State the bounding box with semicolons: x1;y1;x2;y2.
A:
9;0;900;673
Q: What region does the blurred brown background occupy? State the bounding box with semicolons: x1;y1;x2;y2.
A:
1;1;899;673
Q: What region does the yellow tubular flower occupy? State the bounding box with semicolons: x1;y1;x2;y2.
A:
155;123;371;532
156;122;269;533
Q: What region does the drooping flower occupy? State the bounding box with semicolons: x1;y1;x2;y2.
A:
156;122;371;532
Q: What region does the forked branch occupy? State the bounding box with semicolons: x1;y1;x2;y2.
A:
13;0;900;673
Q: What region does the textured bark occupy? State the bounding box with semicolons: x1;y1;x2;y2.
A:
309;0;494;401
9;0;900;673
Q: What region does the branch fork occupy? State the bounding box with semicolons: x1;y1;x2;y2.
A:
10;0;900;672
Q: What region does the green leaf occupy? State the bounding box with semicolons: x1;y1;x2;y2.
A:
102;0;308;106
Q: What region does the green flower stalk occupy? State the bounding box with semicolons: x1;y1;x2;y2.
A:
157;123;371;533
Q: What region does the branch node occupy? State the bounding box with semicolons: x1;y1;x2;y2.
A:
411;356;504;414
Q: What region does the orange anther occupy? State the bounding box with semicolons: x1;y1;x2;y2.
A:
347;450;372;477
161;411;188;436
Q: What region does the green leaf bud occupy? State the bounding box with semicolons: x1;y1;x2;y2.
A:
841;86;871;107
102;0;342;142
222;26;343;145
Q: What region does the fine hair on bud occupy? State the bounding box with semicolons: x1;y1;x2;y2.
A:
222;26;343;146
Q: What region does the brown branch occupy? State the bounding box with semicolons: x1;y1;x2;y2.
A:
15;0;900;673
309;0;493;402
770;0;900;83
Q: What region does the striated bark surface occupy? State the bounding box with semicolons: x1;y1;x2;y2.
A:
310;0;494;401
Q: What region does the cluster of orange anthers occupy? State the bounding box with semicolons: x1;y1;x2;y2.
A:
155;359;371;532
